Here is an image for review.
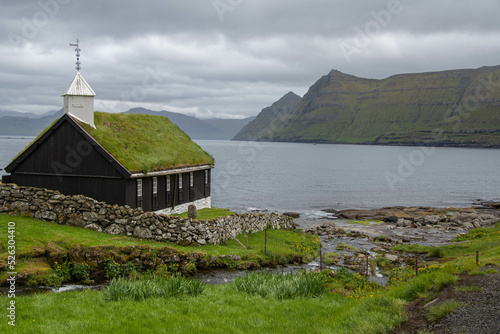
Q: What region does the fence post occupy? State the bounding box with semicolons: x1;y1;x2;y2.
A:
476;250;479;266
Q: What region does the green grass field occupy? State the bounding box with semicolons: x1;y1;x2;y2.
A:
1;214;499;333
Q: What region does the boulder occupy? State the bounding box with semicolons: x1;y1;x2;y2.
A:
385;254;399;262
383;215;399;223
423;215;442;225
283;212;300;218
133;226;153;239
67;213;85;228
10;201;29;212
105;224;125;235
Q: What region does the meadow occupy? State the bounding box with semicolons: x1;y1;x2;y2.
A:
0;213;499;333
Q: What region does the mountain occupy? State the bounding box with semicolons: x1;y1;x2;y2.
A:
0;110;62;136
233;66;500;148
0;108;253;140
0;109;58;119
126;108;254;140
233;91;302;141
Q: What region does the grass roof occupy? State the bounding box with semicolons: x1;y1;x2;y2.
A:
79;112;214;173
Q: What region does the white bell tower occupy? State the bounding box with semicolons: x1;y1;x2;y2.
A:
62;40;96;128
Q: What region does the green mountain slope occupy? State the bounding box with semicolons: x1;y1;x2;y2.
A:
235;66;500;147
233;91;302;141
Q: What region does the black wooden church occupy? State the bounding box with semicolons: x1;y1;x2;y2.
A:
3;54;214;214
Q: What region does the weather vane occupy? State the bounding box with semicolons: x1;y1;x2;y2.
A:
69;39;81;72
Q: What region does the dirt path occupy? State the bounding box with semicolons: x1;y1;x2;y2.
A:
391;265;500;334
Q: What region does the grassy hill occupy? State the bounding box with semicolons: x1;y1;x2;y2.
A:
235;66;500;147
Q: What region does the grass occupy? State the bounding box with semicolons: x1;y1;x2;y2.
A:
172;207;234;220
1;215;499;333
322;252;340;266
0;277;406;334
426;300;464;321
391;244;433;254
234;271;327;300
336;243;356;251
0;213;320;283
454;285;482;292
104;275;206;301
80;112;214;173
346;219;383;226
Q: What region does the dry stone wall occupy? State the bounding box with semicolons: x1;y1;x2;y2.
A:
0;183;294;245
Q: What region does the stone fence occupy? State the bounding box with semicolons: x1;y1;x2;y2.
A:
0;183;295;245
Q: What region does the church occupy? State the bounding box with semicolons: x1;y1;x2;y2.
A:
3;42;214;214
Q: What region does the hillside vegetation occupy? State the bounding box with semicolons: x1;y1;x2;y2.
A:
235;66;500;147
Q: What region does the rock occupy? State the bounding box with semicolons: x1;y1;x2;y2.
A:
105;224;125;235
384;215;399;223
478;214;499;226
133;226;153;239
85;223;102;232
423;215;442;225
385;254;399;262
283;212;300;218
450;212;478;225
67;213;85;228
82;211;98;222
10;201;29;212
238;262;258;270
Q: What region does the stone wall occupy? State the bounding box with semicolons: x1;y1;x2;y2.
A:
0;183;294;245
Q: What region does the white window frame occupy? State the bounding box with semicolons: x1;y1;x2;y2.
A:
166;176;171;192
205;170;208;185
153;177;158;195
190;172;194;187
178;174;183;189
137;179;143;197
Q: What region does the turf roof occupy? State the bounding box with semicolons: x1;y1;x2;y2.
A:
79;112;214;173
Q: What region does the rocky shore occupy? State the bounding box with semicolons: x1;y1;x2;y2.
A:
300;203;500;275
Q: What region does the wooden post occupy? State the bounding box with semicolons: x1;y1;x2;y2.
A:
222;226;246;249
246;232;249;249
476;250;479;266
188;204;197;220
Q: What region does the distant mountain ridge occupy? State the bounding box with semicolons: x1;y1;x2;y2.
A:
234;66;500;148
0;108;254;140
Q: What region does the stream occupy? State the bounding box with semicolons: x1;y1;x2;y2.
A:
9;216;461;295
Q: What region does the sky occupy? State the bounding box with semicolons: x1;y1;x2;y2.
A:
1;0;500;119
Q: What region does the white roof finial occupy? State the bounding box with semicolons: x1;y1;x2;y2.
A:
69;39;81;72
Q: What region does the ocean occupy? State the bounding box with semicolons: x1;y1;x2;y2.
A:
1;136;499;216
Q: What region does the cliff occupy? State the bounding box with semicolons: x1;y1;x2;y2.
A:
234;66;500;147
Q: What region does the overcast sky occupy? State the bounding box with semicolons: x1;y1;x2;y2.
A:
1;0;500;119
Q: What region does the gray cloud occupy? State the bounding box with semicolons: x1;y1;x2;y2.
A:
1;0;499;117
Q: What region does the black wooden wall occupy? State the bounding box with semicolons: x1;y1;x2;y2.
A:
7;115;212;212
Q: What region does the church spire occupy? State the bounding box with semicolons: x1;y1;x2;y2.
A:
62;39;96;128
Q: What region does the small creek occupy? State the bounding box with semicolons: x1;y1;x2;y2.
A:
10;216;460;295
